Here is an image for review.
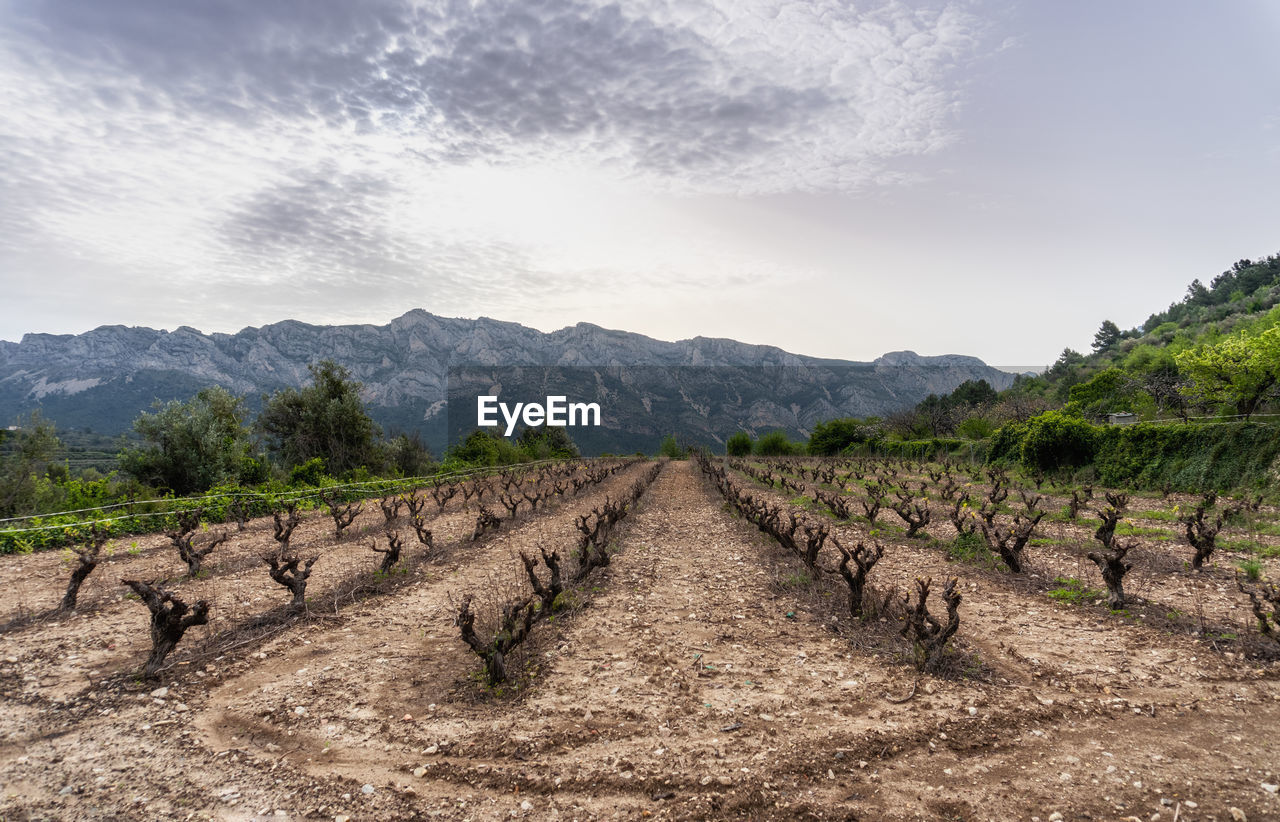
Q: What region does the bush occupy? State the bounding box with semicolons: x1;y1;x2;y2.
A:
659;434;686;459
1018;411;1098;471
385;431;438;476
289;457;330;488
754;430;802;456
516;426;580;460
987;420;1029;464
807;418;871;455
1093;421;1280;491
120;386;252;495
238;455;272;485
258;360;382;476
726;431;753;456
955;416;995;440
447;428;529;467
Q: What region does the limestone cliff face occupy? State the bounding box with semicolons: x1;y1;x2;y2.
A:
0;310;1014;450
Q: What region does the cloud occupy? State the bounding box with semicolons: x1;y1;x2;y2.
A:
5;0;984;192
0;0;991;339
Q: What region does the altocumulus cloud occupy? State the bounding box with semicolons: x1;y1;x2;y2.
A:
0;0;990;334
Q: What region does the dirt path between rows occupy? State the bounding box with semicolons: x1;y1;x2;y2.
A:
1;460;1277;821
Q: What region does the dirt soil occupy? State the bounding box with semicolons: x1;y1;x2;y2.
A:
1;460;1278;821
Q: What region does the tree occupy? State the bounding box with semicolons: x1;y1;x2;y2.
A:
447;428;526;466
754;430;801;456
916;394;956;437
1092;320;1122;352
1175;326;1280;419
1185;278;1211;306
120;387;250;495
1018;411;1098;471
0;412;60;517
257;361;382;476
807;419;872;455
658;434;685;459
1065;368;1134;420
516;426;580;459
1044;348;1085;381
385;431;436;476
948;379;997;408
726;430;753;456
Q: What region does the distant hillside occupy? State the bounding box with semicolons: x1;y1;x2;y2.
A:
0;310;1016;453
1008;254;1280;416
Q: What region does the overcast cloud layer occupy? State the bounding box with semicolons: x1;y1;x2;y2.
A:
1;0;1277;365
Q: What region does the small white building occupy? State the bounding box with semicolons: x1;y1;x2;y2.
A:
1106;412;1137;426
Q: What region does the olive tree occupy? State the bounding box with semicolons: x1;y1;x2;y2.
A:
120;387;251;495
257;360;382;476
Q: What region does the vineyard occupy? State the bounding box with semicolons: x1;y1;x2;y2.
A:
1;456;1278;820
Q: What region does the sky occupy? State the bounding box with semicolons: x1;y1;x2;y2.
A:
1;0;1277;367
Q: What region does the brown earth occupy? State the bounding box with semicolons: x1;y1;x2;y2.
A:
0;459;1277;821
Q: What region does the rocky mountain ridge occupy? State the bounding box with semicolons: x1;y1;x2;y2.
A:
0;309;1015;451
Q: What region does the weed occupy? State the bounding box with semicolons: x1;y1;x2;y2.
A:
947;530;999;569
1115;523;1171;538
1239;559;1263;582
1047;577;1103;606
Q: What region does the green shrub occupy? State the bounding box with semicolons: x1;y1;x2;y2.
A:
754;430;802;456
947;530;998;568
659;434;686;459
988;420;1029;464
1047;577;1103;605
807;418;872;455
955;416;995;440
726;431;753;457
1093;421;1280;491
1018;411;1098;471
288;457;330;488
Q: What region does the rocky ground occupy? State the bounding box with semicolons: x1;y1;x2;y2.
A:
1;459;1277;821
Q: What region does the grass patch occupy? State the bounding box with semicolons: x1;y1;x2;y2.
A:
947;531;1000;570
1238;559;1263;582
1116;523;1174;540
1222;538;1280;558
1047;577;1103;606
781;571;813;587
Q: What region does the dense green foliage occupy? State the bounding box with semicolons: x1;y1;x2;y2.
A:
658;434;686;460
447;428;538;467
1017;411;1098;471
257;360;383;476
831;254;1280;493
1091;422;1280;491
1009;255;1280;420
1175;325;1280;418
517;426;582;460
119;386;253;495
0;413;61;517
807;418;876;455
725;430;753;456
754;430;805;456
991;415;1280;491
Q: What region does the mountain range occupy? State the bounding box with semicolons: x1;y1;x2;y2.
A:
0;310;1016;453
